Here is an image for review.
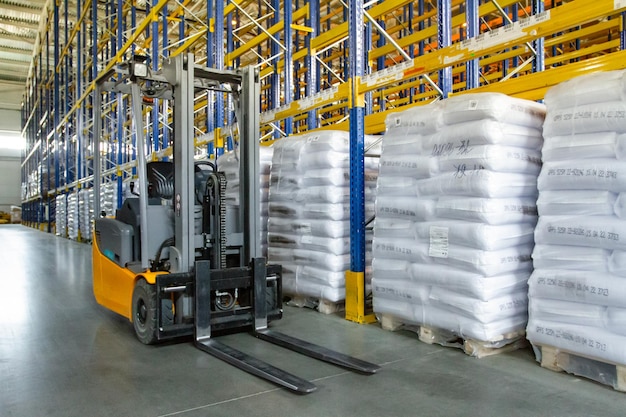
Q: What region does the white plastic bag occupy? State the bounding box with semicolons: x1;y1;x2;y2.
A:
538;159;626;192
543;101;626;137
409;263;529;301
537;190;617;216
544;70;626;109
442;93;546;128
413;221;535;251
416;171;538;198
435;196;538;225
532;244;610;272
528;269;626;308
535;215;626;251
542;132;623;161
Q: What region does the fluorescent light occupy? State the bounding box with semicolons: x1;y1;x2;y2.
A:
0;131;25;150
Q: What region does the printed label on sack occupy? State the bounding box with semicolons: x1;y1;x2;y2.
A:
429;226;449;258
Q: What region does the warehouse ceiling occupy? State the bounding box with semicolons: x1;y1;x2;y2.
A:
0;0;47;111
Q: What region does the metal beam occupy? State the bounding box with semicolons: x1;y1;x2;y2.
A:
260;0;626;127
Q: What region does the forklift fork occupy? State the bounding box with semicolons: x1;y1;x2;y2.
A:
193;259;379;394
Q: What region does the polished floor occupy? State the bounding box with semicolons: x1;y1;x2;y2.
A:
1;224;625;417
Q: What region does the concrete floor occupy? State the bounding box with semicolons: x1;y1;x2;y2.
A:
1;224;625;416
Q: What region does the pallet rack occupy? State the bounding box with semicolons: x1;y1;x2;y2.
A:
20;0;626;309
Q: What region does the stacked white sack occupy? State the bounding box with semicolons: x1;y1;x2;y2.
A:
55;194;67;238
528;70;626;366
100;182;121;217
268;130;379;302
217;146;273;258
374;93;545;342
67;191;79;241
79;188;94;241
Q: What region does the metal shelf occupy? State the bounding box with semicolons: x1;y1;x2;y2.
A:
18;0;626;297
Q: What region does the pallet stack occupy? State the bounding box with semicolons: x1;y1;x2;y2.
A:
373;93;545;355
55;194;67;238
100;182;122;217
268;131;378;305
528;70;626;390
67;191;79;241
79;188;94;242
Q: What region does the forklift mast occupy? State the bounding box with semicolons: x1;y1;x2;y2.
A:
92;54;378;393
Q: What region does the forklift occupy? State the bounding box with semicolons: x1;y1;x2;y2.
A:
91;54;379;393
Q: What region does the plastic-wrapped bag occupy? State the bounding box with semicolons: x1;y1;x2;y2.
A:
442;93;546;128
423;304;527;342
267;232;350;256
373;218;416;239
416;171;538;198
372;258;413;280
537;190;617;216
527;319;626;365
270;185;350;204
532;244;610;272
375;196;437;221
435;196;538;225
372;278;431;304
268;217;348;239
419;120;543;152
380;133;423;156
542;132;623;161
544;70;626;109
413;221;535;251
385;102;444;135
435;145;541;175
543;101;626;137
409;263;529;301
269;202;351;221
538;158;626;192
535;215;626;251
373;237;533;276
428;287;528;323
378;153;436;178
529;298;607;328
269;247;351;272
528;269;626;308
376;176;420;197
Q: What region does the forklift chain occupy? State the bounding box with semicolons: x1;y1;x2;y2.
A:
217;172;227;269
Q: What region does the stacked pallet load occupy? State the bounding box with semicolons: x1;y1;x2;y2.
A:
100;182;121;217
373;93;545;356
217;146;273;257
67;191;79;240
528;70;626;390
268;131;378;307
55;194;67;237
79;188;94;242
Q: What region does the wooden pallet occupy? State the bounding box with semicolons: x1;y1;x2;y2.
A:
534;344;626;392
285;295;345;315
379;313;527;358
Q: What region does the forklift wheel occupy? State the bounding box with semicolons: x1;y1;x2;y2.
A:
132;279;172;344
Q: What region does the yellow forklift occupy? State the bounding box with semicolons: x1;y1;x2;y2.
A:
91;54;378;393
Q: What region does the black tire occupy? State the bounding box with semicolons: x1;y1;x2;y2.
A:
132;279;158;344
